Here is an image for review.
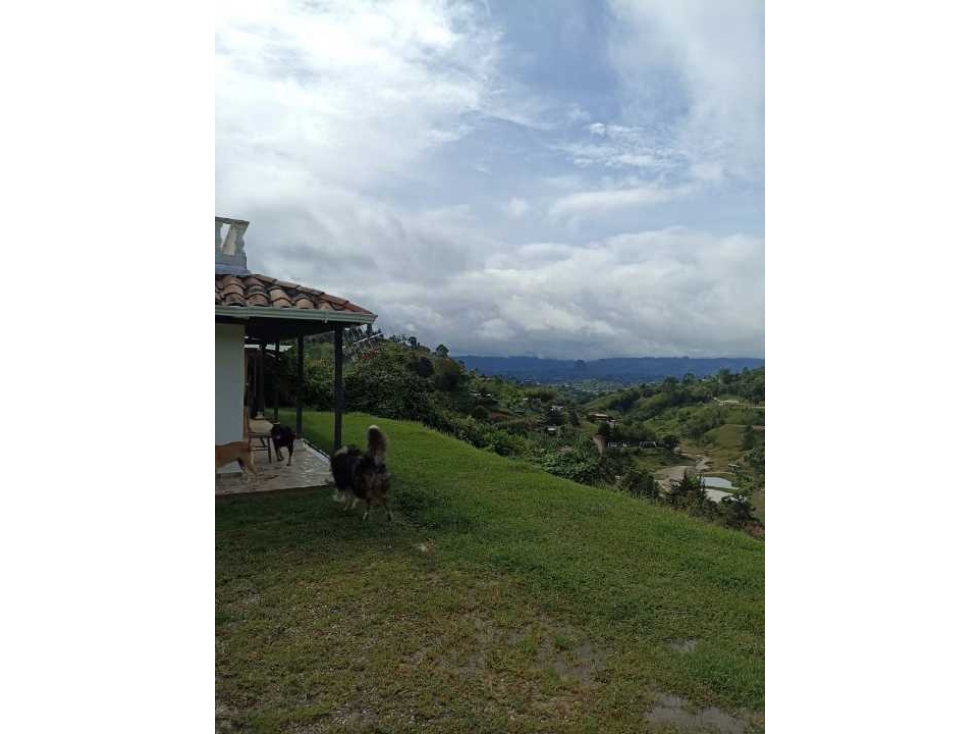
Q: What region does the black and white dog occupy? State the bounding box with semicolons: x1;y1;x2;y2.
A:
270;424;296;466
329;426;391;521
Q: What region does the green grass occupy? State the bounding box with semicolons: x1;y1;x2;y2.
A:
217;412;764;733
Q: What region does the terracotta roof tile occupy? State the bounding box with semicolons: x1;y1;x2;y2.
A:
215;273;374;318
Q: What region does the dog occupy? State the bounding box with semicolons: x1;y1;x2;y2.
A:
215;441;257;477
366;424;387;465
329;425;392;521
270;424;296;466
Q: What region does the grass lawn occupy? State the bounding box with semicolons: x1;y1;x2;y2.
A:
217;412;764;733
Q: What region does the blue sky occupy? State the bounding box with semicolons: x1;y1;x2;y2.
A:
216;0;764;358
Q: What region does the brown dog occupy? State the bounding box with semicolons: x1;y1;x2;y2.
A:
215;441;257;477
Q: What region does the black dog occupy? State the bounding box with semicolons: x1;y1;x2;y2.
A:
329;426;392;521
270;424;295;466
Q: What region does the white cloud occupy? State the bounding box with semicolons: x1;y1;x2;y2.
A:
214;0;763;359
548;183;695;219
216;0;502;197
382;227;766;358
606;0;764;181
504;197;530;218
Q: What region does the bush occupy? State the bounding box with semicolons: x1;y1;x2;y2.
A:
485;430;527;457
660;435;680;452
718;494;756;529
538;448;603;485
471;405;490;421
620;469;659;501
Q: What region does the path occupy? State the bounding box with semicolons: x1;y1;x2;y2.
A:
655;454;710;492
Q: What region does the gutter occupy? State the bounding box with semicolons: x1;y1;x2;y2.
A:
215;306;377;325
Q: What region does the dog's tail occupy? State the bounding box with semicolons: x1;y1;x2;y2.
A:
366;425;387;466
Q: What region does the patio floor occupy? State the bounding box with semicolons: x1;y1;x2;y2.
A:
215;439;333;496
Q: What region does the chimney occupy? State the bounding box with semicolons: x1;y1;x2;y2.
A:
215;217;250;275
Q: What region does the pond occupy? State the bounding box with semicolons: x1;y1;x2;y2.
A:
702;475;736;503
702;476;734;490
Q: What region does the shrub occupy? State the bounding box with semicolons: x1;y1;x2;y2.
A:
620;469;659;501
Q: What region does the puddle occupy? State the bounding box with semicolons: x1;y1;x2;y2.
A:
550;640;605;683
645;691;747;733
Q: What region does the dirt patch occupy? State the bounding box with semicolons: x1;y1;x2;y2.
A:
645;691;747;733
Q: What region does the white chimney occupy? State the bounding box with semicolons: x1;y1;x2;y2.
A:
215;217;250;275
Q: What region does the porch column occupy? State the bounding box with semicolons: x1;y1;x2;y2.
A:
273;339;280;421
256;339;267;415
334;326;344;451
296;335;304;438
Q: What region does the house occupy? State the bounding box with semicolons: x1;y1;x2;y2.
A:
588;412;610;421
215;216;377;458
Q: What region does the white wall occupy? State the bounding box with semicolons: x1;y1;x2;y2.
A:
215;323;245;445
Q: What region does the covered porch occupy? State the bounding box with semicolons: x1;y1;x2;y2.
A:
214;435;333;496
215;217;377;493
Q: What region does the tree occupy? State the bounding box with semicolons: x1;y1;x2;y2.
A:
620;468;659;501
434;358;465;392
435;344;449;358
661;435;680;452
407;336;419;349
407;355;434;378
471;405;490;421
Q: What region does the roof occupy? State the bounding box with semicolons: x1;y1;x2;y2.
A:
215;273;375;320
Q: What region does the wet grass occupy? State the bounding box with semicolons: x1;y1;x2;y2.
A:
216;412;764;732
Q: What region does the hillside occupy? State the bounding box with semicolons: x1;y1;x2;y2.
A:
583;369;766;521
216;412;765;733
456;355;764;386
269;335;763;534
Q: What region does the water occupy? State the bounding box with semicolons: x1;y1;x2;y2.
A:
702;475;735;503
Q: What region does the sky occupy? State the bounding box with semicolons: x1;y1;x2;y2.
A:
215;0;764;359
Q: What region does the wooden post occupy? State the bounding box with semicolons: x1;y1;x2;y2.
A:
256;340;267;415
334;326;344;451
296;335;304;438
273;339;280;421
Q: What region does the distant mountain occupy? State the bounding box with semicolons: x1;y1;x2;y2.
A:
454;356;764;386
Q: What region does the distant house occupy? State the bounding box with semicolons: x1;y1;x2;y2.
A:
588;412;610;421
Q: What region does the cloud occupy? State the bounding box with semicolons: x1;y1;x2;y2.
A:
548;182;695;219
397;227;764;358
215;1;764;359
260;218;763;358
216;0;502;196
504;197;530;218
605;0;764;181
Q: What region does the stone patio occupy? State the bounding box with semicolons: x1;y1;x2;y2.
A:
215;438;333;496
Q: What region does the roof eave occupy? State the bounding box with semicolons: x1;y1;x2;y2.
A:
215;306;377;325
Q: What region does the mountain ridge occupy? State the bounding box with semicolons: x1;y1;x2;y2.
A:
455;355;764;385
